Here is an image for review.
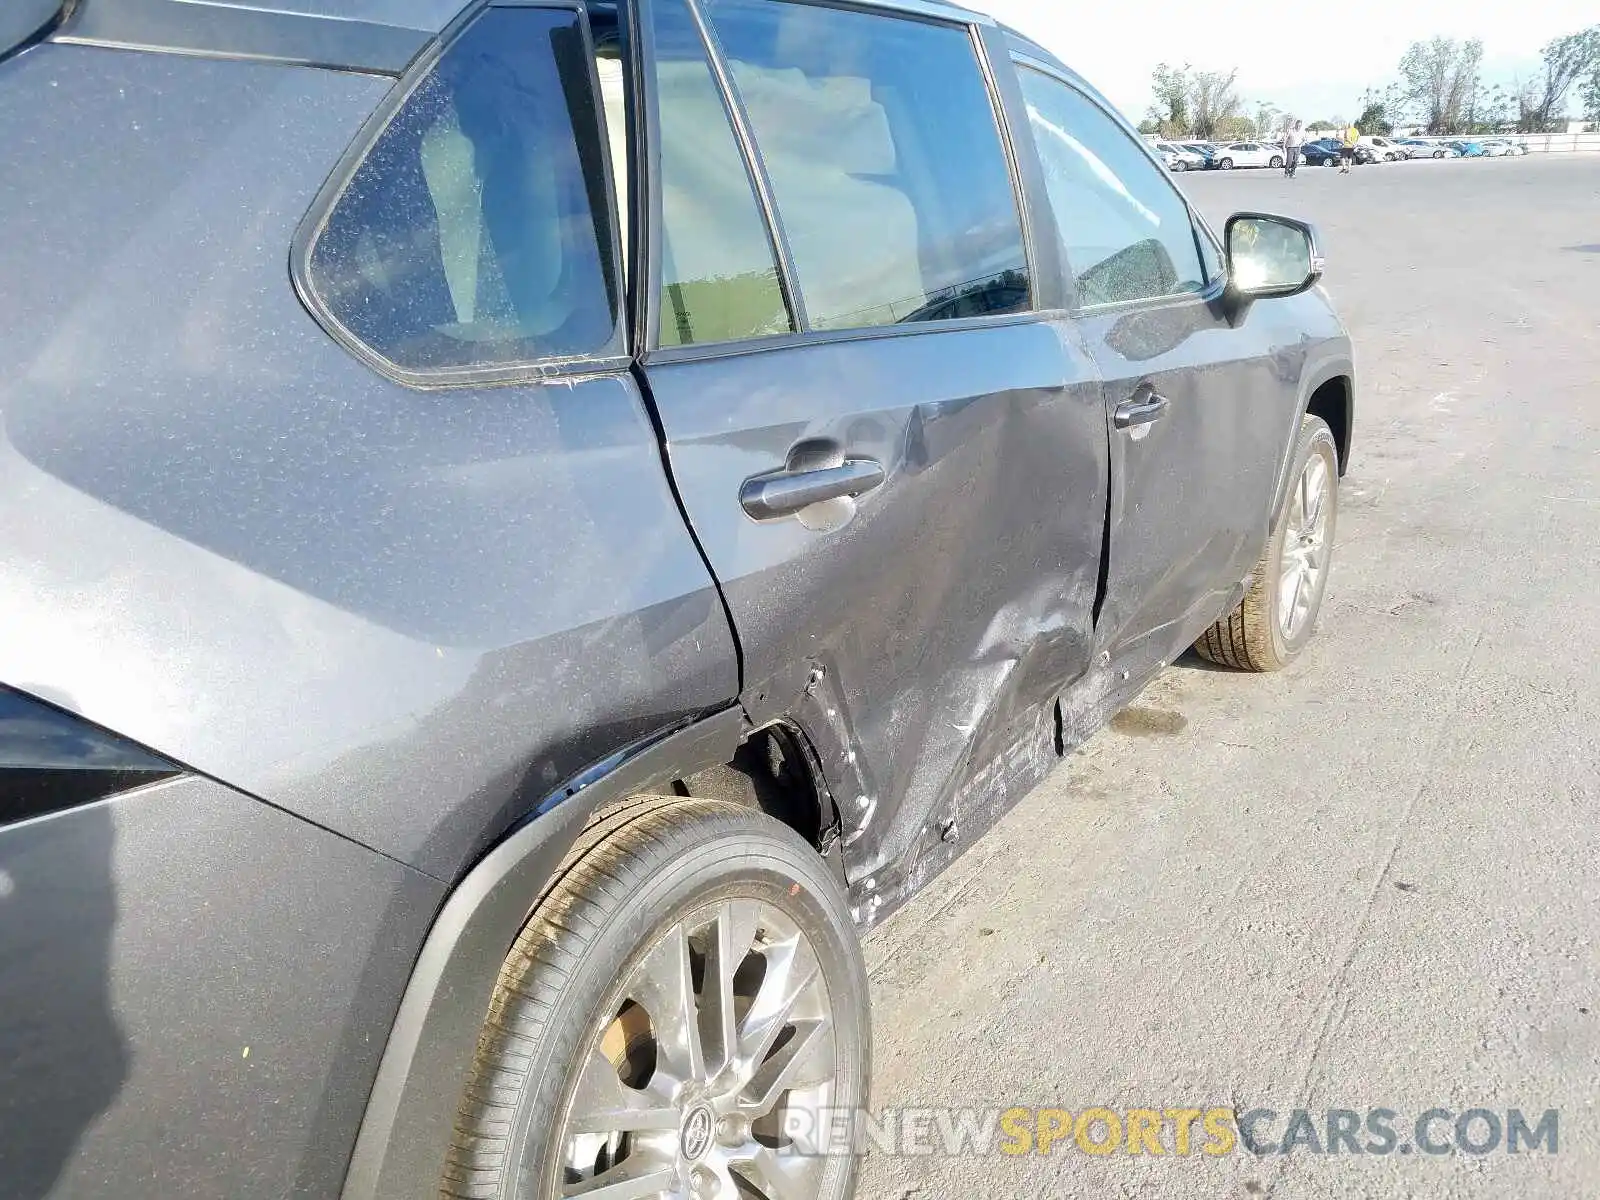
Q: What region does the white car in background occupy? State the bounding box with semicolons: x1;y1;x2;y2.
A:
1211;141;1284;170
1479;139;1521;156
1358;136;1408;161
1396;138;1458;159
1155;141;1207;171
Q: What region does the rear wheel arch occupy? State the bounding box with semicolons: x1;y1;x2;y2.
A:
338;708;843;1200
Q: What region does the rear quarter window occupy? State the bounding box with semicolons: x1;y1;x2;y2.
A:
301;5;622;383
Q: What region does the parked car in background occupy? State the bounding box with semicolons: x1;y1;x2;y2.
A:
1358;136;1407;162
1397;138;1456;159
1302;138;1346;166
1450;140;1488;157
1477;139;1518;156
1182;141;1219;167
1156;141;1207;171
1212;141;1284;170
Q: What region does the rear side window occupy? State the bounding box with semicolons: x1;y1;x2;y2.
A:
1018;69;1205;309
703;0;1030;332
303;6;622;381
652;0;794;347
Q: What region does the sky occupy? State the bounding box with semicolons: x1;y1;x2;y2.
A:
969;0;1598;124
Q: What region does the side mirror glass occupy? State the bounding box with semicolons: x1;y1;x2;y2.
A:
1225;213;1322;298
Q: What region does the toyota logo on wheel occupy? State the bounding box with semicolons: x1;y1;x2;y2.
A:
681;1104;715;1161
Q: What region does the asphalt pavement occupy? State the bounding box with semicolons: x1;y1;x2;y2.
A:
857;154;1600;1199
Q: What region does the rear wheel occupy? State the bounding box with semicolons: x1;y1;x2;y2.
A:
1433;149;1445;159
442;795;869;1200
1219;158;1234;170
1269;155;1283;168
1194;415;1339;672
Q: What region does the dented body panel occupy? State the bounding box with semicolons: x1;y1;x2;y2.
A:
645;320;1110;908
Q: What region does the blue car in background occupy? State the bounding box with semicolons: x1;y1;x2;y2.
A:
1450;140;1487;157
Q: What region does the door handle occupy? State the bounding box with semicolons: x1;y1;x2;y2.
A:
739;458;885;521
1114;386;1170;430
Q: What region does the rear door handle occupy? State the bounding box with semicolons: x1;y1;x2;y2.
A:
740;458;885;521
1114;386;1171;429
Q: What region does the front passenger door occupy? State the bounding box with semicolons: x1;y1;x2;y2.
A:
1016;66;1301;670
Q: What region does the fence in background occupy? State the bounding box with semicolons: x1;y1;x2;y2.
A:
1511;132;1600;154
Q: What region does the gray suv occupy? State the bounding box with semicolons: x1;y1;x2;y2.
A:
0;1;1352;1197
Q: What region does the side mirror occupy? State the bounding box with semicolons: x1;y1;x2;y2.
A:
1222;213;1323;322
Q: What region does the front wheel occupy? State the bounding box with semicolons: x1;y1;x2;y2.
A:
442;795;870;1200
1269;155;1284;168
1194;414;1339;672
1218;158;1234;170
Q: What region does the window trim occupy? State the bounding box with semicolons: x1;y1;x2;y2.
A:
641;0;1039;361
290;0;633;390
680;0;811;334
1012;55;1228;318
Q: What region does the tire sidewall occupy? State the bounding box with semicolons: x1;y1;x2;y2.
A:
1264;420;1339;663
508;814;869;1200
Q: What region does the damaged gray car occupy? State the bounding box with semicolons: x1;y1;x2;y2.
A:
0;1;1352;1198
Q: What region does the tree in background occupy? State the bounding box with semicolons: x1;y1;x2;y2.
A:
1253;101;1281;139
1147;63;1192;138
1190;68;1242;139
1522;26;1600;131
1473;83;1512;134
1399;37;1483;133
1213;114;1254;141
1585;65;1600;127
1354;91;1391;135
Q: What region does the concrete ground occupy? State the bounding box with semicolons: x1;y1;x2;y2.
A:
857;155;1600;1198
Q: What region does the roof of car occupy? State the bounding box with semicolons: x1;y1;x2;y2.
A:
52;0;1023;74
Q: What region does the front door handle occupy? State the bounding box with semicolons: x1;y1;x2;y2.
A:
1114;386;1171;430
740;458;885;521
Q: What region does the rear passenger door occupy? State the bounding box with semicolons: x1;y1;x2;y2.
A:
630;0;1108;893
1013;64;1299;670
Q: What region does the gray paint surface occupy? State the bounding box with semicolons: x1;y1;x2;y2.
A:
0;44;738;882
858;155;1600;1200
0;775;443;1199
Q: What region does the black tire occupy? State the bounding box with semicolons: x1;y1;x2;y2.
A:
1269;155;1283;168
1193;414;1339;672
1433;149;1445;159
442;795;870;1200
1219;158;1234;170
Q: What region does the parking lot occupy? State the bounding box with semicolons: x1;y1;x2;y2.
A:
859;155;1600;1199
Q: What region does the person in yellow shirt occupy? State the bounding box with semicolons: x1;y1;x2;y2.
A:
1340;122;1360;173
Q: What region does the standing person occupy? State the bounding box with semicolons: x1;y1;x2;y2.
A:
1339;121;1360;173
1283;119;1304;177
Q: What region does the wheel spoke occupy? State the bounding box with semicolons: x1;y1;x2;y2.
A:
737;934;821;1082
1303;459;1328;531
741;1017;835;1118
561;1157;678;1200
729;1145;824;1200
568;1047;682;1137
629;923;706;1088
700;900;762;1079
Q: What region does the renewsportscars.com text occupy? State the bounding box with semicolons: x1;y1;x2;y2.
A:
781;1106;1560;1158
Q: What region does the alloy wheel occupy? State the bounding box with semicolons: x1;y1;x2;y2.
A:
1277;450;1332;642
557;899;838;1199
